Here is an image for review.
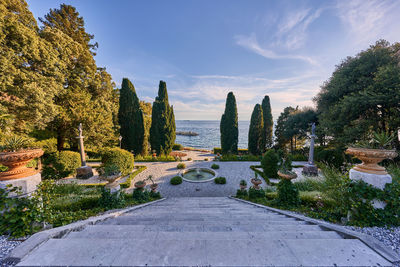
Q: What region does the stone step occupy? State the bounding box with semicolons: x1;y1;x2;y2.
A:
65;226;343;240
17;238;391;266
92;223;322;232
113;214;292;221
99;218;308;226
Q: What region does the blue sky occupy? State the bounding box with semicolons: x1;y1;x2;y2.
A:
27;0;400;121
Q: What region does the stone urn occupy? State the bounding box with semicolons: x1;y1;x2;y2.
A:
150;183;158;192
251;178;262;189
240;184;247;190
346;147;398;175
278;170;298;180
134;181;146;190
0;149;44;180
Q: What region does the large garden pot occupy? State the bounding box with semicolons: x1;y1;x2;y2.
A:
150;183;158;192
239;185;247;190
251;178;262;189
346;147;397;175
278;170;298;180
134;181;146;190
0;149;44;180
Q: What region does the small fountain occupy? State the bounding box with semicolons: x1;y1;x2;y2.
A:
180;167;217;183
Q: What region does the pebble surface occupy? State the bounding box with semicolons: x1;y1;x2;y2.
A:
0;236;21;267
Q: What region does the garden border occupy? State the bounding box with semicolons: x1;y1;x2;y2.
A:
229;196;400;264
4;198;166;264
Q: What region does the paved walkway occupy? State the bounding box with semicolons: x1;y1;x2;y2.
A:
17;197;392;266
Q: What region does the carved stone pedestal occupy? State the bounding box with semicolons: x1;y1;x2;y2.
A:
76;166;93;179
302;164;318;176
0;173;41;197
349;169;392;209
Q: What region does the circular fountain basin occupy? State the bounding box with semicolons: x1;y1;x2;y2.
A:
180;168;218;183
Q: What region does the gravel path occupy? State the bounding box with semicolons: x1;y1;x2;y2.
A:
0;236;21;267
130;160;257;197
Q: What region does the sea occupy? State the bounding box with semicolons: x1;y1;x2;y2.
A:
175;120;250;150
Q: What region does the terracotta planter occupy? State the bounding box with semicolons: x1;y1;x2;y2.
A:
346;147;398;175
0;149;44;180
251;178;262;189
150;183;158;192
278;170;297;180
239;185;247;190
134;181;146;190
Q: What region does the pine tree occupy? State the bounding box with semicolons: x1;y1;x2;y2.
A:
150;81;176;155
220;92;238;154
261;95;273;150
248;104;264;155
118;78;145;155
39;4;118;150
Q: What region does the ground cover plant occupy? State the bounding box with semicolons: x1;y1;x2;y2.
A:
211;164;220;169
135;154;178;162
177;163;186;169
0;181;161;237
236;164;400;227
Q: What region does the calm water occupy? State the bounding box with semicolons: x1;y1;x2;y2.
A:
175;120;249;150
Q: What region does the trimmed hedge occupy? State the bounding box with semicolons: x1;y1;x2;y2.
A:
177;163;186;169
172;143;183;150
261;150;279;178
211;164;220;169
170;176;183;185
101;148;134;176
214;177;226;184
120;166;147;189
42;151;81;179
213;147;249;155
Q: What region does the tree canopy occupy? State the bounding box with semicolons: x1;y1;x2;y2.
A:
314;40;400;147
261;95;273;150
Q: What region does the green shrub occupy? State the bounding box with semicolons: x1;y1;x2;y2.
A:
170;176;183;185
177;163;186;169
261;150;279;178
32;138;57;154
0;164;7;171
213;147;222;154
211;164;220;169
276;179;300;207
187;158;192;161
315;148;345;169
132;189;150;203
172;143;183;150
219;154;261;161
290;153;307;161
248;187;265;199
236;189;248;198
135;154;177;162
204;158;209;161
51;195;100;212
294;178;324;192
214;177;226;184
42;151;81;179
101;148;134;176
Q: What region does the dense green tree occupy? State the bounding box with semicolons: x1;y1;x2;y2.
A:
39;4;118;150
0;0;63;133
275;106;296;150
150;81;176;155
220;92;238;154
314;40;400;147
283;108;319;150
140;101;152;155
261;95;273;150
118;78;145;155
248;104;264;155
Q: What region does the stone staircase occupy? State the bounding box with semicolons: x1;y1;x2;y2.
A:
17;197;393;266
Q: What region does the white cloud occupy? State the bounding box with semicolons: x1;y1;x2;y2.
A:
235;33;317;65
336;0;400;47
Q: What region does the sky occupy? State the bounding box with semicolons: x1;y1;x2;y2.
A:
26;0;400;121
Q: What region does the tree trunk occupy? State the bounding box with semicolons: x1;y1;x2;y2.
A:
57;127;65;151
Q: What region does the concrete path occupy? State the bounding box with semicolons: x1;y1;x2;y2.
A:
17;197;392;266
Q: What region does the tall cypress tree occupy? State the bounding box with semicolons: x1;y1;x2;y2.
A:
118;78;145;155
262;95;273;150
220;92;238;154
248;104;264;155
150;81;176;155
